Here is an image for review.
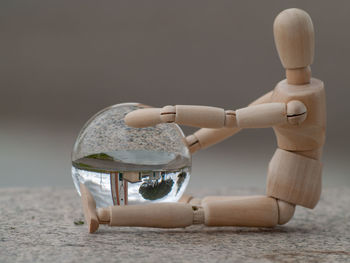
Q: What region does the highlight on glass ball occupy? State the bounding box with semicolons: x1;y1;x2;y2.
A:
71;103;191;208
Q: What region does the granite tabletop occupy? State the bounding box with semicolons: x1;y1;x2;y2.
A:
1;187;349;263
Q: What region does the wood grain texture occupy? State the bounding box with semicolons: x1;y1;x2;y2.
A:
202;195;263;205
236;103;287;128
274;8;314;69
271;78;326;154
174;105;226;128
80;183;99;233
121;9;325;222
286;67;311;85
184;90;274;154
192;127;240;150
202;196;295;225
203;196;279;227
267;148;322;209
109;203;194;228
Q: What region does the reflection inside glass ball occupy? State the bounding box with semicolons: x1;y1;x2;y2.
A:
71;103;191;208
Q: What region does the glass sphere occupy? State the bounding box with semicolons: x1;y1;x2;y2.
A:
72;103;191;208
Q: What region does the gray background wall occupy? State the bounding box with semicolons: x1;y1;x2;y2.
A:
1;0;349;190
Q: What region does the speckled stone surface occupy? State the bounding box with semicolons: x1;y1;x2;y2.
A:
1;187;349;263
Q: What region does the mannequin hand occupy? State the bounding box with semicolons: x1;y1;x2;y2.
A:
124;108;162;128
125;108;198;154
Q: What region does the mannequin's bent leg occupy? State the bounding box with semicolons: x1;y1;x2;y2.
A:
180;195;295;227
82;184;295;233
203;196;279;227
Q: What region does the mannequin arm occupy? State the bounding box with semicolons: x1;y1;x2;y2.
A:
235;100;306;128
125;91;274;130
125;92;306;153
186;91;274;153
125;105;236;129
185;127;240;154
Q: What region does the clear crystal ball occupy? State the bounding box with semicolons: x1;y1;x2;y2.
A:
72;103;191;208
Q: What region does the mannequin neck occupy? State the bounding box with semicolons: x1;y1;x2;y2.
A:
286;66;311;85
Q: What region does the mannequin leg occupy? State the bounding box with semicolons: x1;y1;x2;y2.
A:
81;184;295;233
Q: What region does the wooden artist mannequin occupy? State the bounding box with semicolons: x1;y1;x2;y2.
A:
81;8;326;233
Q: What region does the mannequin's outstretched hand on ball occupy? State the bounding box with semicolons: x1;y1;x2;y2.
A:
125;108;163;128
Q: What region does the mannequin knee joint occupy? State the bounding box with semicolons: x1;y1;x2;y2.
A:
277;199;295;225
